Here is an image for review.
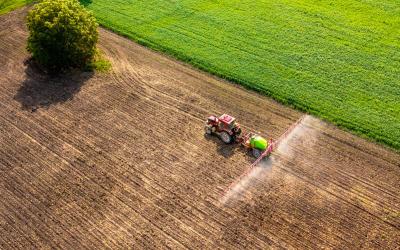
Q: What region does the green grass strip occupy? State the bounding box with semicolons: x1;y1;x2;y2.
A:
0;0;33;15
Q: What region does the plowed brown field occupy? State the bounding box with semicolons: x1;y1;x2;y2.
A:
1;8;399;249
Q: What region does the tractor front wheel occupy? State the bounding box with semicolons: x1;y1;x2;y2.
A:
220;132;232;144
252;148;262;158
205;126;212;135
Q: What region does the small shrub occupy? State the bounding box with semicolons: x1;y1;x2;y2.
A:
85;50;111;72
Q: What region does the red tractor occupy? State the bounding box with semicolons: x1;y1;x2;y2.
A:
205;114;242;143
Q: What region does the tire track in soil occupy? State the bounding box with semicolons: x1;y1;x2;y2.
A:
0;118;190;249
0;85;276;249
0;76;304;250
0;88;274;248
0;124;130;249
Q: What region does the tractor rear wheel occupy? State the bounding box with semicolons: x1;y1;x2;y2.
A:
220;132;232;144
252;148;262;158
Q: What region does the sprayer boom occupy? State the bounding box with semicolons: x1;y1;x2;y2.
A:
217;115;306;197
250;115;305;167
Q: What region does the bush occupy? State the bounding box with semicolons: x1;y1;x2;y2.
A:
26;0;98;71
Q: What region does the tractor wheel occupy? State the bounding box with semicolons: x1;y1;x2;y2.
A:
220;132;232;144
252;148;262;158
205;126;212;135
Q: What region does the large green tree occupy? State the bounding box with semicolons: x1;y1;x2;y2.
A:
26;0;98;71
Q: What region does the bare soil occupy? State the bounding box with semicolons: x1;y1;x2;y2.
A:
0;8;399;249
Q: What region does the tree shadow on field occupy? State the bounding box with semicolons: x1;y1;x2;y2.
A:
14;59;94;112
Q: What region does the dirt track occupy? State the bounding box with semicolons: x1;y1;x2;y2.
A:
0;8;399;249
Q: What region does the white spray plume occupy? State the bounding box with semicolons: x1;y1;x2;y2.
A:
220;115;319;205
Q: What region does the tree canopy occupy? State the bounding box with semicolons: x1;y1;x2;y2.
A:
27;0;98;71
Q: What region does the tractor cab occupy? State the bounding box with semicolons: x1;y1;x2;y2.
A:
218;114;235;129
221;114;242;135
205;114;242;143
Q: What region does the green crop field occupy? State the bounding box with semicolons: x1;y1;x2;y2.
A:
3;0;400;150
0;0;32;15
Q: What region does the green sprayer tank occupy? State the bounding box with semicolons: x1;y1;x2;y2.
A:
249;135;268;151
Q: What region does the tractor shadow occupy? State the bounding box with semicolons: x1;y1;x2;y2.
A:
204;134;256;163
203;134;237;158
14;59;93;112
